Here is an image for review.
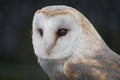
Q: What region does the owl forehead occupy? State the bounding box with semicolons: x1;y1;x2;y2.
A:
35;12;79;30
36;9;75;17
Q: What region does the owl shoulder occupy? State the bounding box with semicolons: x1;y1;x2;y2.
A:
64;52;120;80
64;59;104;80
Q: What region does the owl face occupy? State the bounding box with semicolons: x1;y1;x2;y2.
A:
32;11;82;59
32;5;106;60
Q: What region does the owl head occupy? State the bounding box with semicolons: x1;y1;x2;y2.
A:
32;5;106;59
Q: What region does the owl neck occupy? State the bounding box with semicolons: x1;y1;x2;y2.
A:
72;26;109;59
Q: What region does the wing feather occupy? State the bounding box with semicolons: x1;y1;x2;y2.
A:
64;53;120;80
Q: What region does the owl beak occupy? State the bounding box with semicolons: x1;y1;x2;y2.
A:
47;43;55;53
44;36;56;54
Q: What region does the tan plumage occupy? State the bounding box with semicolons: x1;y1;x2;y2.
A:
32;5;120;80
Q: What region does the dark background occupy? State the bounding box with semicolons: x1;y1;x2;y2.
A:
0;0;120;80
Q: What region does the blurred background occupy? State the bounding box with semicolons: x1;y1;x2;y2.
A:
0;0;120;80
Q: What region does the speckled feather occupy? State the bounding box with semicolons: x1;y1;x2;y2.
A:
64;48;120;80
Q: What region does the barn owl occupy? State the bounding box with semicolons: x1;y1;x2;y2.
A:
32;5;120;80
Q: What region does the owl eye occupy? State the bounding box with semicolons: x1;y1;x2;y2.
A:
57;28;68;37
38;29;43;36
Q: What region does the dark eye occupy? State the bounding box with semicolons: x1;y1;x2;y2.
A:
37;29;43;36
57;28;68;37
